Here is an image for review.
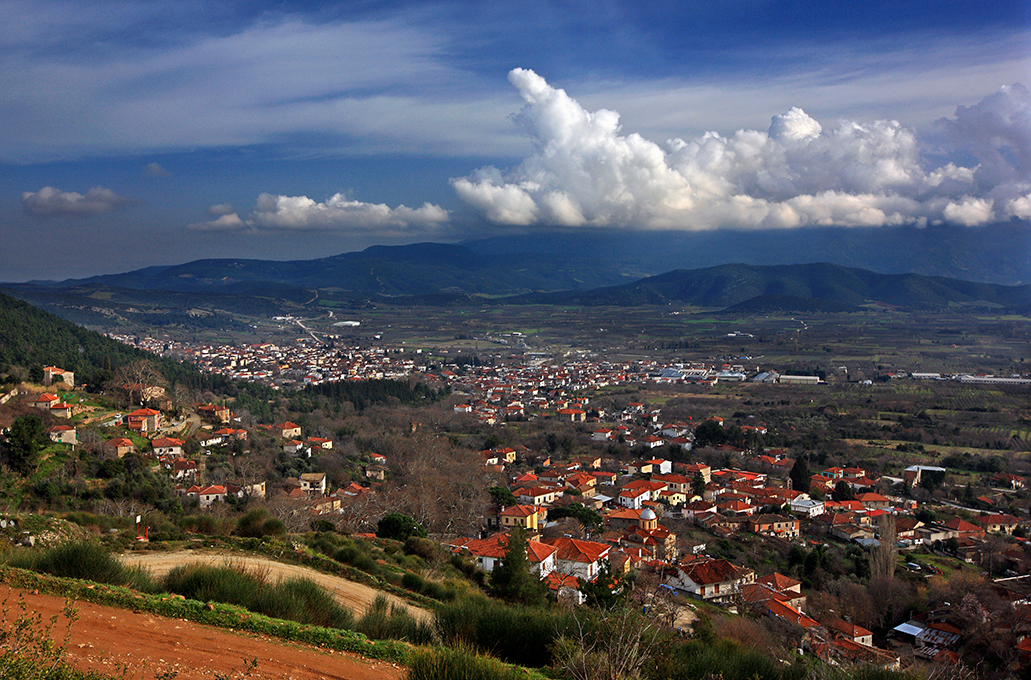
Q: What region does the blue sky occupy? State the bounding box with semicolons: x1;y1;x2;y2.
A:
2;0;1029;281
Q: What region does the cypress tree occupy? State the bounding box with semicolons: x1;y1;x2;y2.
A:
490;527;545;605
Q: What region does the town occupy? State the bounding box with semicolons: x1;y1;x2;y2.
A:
8;315;1031;675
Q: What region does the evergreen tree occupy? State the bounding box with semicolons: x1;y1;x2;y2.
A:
693;420;728;448
578;560;631;609
376;513;427;541
4;414;47;475
789;456;811;492
548;503;602;533
490;527;545;604
692;472;706;497
489;485;518;509
832;480;855;501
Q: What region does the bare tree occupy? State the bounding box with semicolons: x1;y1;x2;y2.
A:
170;383;194;415
633;568;683;629
554;605;661;680
870;514;898;580
113;359;165;407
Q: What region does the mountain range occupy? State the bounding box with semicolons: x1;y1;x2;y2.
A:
2;224;1029;325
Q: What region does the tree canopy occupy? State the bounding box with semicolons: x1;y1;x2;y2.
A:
789;456;811;492
490;527;546;605
3;414;47;475
376;512;427;541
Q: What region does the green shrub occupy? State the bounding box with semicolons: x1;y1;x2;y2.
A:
434;595;573;668
35;542;132;587
355;595;434;645
333;545;378;574
421;580;456;602
162;563;353;630
407;644;531;680
650;638;789;680
181;513;229;536
309;533;341;556
310;519;336;533
163;562;262;606
376;513;426;541
149;521;186;542
401;572;425;593
258;577;353;629
0;549;39;572
235;509;286;539
404;536;443;562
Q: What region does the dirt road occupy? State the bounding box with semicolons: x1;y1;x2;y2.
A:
120;550;432;623
0;584;406;680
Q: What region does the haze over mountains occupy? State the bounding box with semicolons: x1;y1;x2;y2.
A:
1;224;1028;322
16;222;1031;293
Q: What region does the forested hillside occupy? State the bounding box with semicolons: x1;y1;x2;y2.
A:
0;291;154;386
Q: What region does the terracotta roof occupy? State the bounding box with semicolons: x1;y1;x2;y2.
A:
543;537;610;563
757;572;801;592
680;557;748;585
828;618;873;639
500;504;540;518
768;599;821;628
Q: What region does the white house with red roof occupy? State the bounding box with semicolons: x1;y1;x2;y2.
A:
274;421;302;439
456;532;556;577
188;484;228;507
152;437;184;457
126;408;161;433
33;393;60;410
543;536;611;581
48;424;77;444
664;557;755;602
617;486;652;509
518;485;562;506
105;438;135;457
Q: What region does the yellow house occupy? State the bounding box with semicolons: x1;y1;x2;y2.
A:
499;504;544;532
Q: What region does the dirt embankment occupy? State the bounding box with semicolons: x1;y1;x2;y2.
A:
120;550;433;623
0;584;406;680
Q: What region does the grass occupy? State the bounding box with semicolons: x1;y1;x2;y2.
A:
434;594;583;668
162;562;354;630
407;644;546;680
3;541;157;594
355;595;434;644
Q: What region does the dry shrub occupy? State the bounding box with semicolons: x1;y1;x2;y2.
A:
712;615;777;655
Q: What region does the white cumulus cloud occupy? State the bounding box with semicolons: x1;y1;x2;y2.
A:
21;186;136;217
187;213;246;232
250;193;449;233
206;203;235;216
453;70;1031;230
187;194;451;236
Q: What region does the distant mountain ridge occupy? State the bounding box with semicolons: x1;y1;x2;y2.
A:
15;222;1031;296
26;242;622;297
2;223;1028;325
502;263;1031;310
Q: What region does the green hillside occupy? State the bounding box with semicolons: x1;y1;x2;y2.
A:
504;262;1031;309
